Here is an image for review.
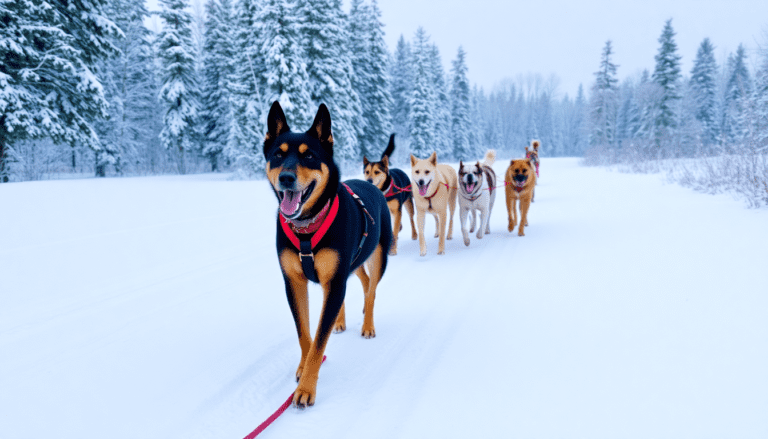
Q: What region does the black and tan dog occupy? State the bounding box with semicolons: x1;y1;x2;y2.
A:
363;134;416;255
264;101;392;408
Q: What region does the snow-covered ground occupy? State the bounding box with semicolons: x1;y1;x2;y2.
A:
2;158;766;439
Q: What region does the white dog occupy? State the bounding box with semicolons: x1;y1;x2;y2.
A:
457;150;497;246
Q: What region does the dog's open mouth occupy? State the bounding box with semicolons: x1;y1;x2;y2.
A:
417;181;430;196
278;181;315;218
464;182;477;193
515;179;527;188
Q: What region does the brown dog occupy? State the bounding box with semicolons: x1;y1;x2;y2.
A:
410;152;457;256
504;158;537;236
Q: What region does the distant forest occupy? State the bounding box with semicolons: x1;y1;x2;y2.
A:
1;1;766;183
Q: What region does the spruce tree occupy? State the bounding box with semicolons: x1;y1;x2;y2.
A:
689;38;719;145
408;27;436;159
226;0;264;175
200;0;235;172
652;19;682;137
0;0;119;182
96;0;159;177
296;0;363;164
589;40;619;147
722;45;751;143
428;44;452;160
257;0;312;128
753;49;768;150
450;46;472;160
157;0;199;174
390;35;413;152
349;0;393;160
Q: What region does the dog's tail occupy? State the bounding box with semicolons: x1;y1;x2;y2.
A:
381;134;396;160
531;139;541;150
482;149;496;167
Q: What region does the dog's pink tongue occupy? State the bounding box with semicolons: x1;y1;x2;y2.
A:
418;185;428;196
467;183;475;193
280;190;301;216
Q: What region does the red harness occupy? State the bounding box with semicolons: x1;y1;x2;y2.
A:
280;195;340;251
278;184;372;282
383;179;411;199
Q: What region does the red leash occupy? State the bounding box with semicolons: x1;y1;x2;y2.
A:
242;356;327;438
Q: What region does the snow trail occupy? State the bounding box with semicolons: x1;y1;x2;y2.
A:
1;159;766;439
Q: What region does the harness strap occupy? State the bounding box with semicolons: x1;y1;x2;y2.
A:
280;185;375;282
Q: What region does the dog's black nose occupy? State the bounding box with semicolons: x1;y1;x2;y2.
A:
514;174;527;182
367;178;374;184
279;172;296;189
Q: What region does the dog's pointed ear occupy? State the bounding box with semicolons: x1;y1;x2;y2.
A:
428;151;437;165
381;155;389;168
363;156;370;167
459;160;464;169
265;101;290;150
410;154;418;167
307;104;333;155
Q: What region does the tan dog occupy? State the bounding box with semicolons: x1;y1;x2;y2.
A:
410;152;457;256
504;158;537;236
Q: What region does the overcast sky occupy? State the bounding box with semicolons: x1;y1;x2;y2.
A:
145;0;768;98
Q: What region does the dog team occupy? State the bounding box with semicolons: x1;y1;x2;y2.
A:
263;101;539;407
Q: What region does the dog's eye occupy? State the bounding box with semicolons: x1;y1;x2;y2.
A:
275;152;283;159
415;170;420;174
304;153;313;160
425;170;430;175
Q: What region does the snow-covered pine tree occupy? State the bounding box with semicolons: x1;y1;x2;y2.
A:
200;0;235;171
226;0;264;175
589;40;619;148
96;0;160;177
296;0;363;165
408;27;436;159
157;0;199;175
428;43;452;160
0;0;119;182
390;35;413;155
257;0;312;129
753;46;768;151
722;44;751;145
689;38;719;146
348;0;393;160
651;19;682;140
450;46;471;160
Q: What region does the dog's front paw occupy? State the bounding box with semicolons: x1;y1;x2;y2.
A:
292;384;317;408
361;324;376;339
388;246;397;256
476;231;483;240
518;229;525;237
464;236;470;246
508;222;515;232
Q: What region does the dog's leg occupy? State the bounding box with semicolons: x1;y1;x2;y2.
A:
477;205;487;240
459;204;470;246
355;265;369;313
486;193;495;235
334;302;346;333
293;249;344;408
437;209;448;255
387;200;401;255
433;215;439;238
404;198;417;240
417;207;427;256
518;196;531;236
447;187;456;240
279;250;312;382
469;207;476;233
506;187;516;233
361;244;385;338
